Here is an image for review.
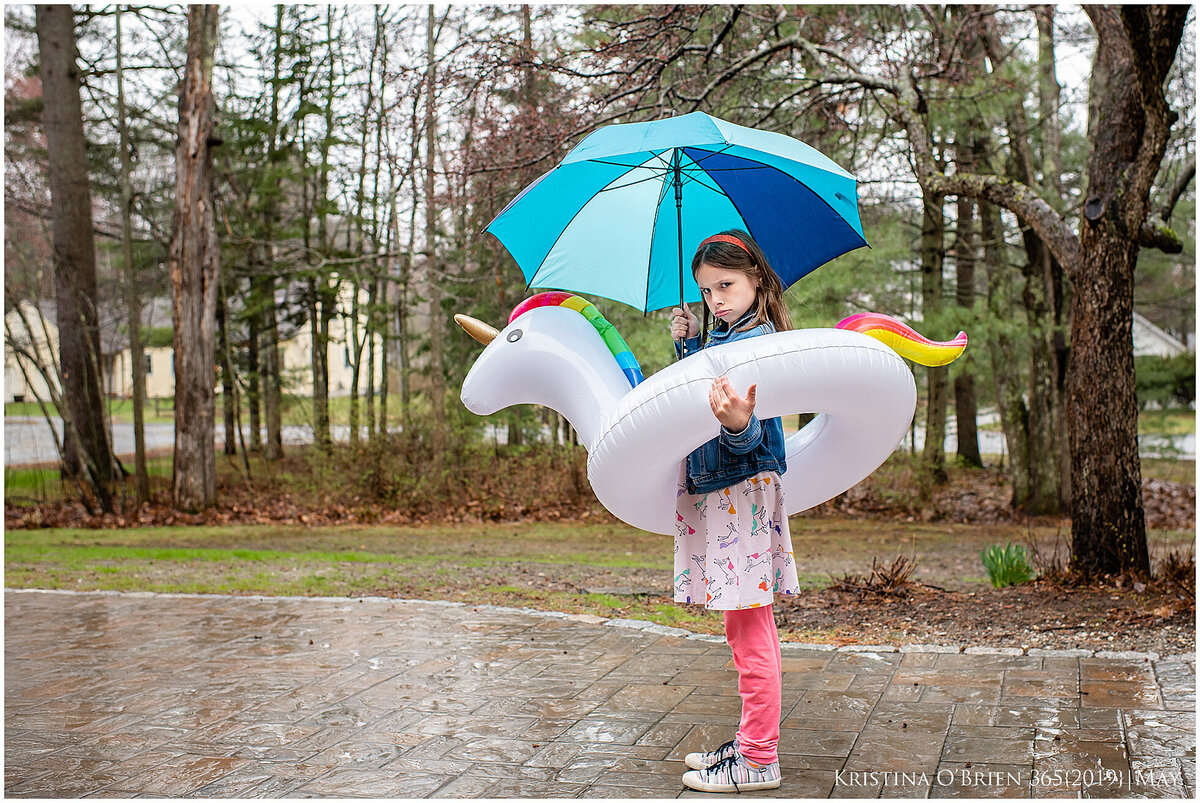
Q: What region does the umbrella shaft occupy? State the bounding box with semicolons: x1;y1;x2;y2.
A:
674;155;685;358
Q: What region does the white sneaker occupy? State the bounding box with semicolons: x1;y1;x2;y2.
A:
684;738;739;770
681;753;781;793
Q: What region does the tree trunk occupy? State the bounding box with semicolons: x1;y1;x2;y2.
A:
247;303;261;452
371;7;388;440
953;192;982;468
1016;230;1065;514
397;173;413;425
349;289;362;446
115;5;149;503
366;278;378;440
1067;7;1178;578
262;275;282;461
217;283;236;456
261;7;285;463
36;4;115;512
425;6;446;455
980;194;1033;500
307;278;329;450
352;13;380;446
312;7;338;452
169;5;220;512
920;189;948;482
1037;4;1071;506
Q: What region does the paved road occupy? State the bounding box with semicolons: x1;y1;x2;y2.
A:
9;415;1194;467
4;590;1194;798
4;417;355;467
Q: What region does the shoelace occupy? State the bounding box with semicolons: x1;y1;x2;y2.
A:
707;739;736;763
707;754;744;792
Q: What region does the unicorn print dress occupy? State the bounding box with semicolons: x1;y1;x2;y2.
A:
673;464;800;611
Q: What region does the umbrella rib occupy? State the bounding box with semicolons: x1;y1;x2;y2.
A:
596;172;671;193
586;158;664;170
587;149;674;172
684;145;777;173
684;143;736;165
679;175;730;197
690;165;772;172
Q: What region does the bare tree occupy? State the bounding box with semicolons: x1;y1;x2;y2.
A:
425;5;446;455
868;6;1189;576
115;5;149;503
169;5;220;511
573;5;1189;577
35;4;116;512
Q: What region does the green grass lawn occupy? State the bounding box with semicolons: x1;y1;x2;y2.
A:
1141;457;1197;484
4;521;689;627
1139;409;1196;436
7;520;1192;639
976;409;1195;436
5;399;178;424
4;456;174;504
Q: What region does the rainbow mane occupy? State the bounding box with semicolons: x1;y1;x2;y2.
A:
836;312;967;367
510;292;644;387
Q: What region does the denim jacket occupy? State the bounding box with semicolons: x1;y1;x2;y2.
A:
673;310;787;494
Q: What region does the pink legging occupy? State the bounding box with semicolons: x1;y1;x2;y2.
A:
723;605;782;764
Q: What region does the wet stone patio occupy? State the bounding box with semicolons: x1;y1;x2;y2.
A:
4;589;1195;799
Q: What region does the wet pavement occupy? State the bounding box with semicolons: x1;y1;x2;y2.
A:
5;589;1195;798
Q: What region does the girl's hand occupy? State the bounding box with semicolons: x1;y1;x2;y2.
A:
671;306;700;340
709;376;756;432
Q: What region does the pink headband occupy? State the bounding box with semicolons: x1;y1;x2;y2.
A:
698;234;752;256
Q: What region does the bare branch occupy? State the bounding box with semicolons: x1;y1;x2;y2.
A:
927;170;1081;269
1115;6;1191;227
1159;154;1196;223
1138;220;1185;253
681;33;802;109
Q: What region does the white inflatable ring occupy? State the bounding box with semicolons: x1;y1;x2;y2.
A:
457;300;961;535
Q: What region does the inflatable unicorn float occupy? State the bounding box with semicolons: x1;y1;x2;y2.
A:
455;292;965;535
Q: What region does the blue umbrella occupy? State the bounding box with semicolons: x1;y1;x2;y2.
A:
485;111;868;313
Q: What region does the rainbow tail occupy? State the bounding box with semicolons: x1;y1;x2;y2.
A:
836;313;967;367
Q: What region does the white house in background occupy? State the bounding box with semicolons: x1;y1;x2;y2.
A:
4;300;61;404
1132;311;1189;357
105;285;383;400
105;345;178;399
280;315;385;398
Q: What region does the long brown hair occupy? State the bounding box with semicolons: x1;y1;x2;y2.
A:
690;229;793;346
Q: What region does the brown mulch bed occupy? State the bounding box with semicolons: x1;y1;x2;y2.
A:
348;560;1196;655
771;580;1195;656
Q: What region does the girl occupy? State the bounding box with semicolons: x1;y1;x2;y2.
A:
669;230;798;793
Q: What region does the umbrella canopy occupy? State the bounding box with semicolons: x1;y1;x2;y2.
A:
485;111;868;313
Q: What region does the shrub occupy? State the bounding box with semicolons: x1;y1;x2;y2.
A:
1135;353;1195;410
830;554;918;598
981;543;1036;588
1156;547;1195;601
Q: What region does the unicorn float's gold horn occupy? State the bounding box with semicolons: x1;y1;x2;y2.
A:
454;314;499;345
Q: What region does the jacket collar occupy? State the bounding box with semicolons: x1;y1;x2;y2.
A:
711;309;759;339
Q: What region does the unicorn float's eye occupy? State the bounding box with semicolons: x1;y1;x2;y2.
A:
507;329;523;342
